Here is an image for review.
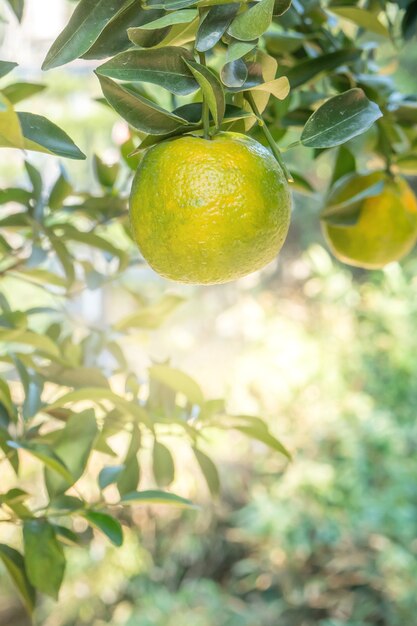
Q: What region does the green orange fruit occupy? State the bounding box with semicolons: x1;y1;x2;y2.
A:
129;132;291;284
322;172;417;269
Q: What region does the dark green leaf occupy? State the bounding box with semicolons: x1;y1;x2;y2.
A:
42;0;134;70
23;520;65;599
18;112;86;160
126;12;171;48
284;49;361;89
228;0;275;41
136;8;197;29
99;465;125;490
331;146;356;186
97;48;198;97
264;30;304;55
196;3;239;52
273;0;292;16
145;0;198;9
82;1;159;59
97;74;189;135
83;511;123;547
301;89;382;149
0;60;18;79
221;59;248;87
0;544;35;614
183;59;225;128
402;0;417;39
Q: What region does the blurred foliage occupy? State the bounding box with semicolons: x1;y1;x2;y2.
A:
3;248;415;626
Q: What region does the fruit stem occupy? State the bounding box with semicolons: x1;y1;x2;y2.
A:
198;51;211;140
245;92;293;183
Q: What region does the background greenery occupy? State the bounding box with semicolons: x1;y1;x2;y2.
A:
1;0;417;624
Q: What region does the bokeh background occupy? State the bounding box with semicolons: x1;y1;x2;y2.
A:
1;1;417;625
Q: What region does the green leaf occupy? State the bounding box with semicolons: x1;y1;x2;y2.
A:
196;3;239;52
193;448;220;496
301;89;382;149
42;0;134;70
402;0;417;39
0;545;36;615
0;94;24;149
45;410;98;497
183;59;225;128
321;172;385;226
53;525;82;547
17;112;86;160
45;387;152;428
2;82;46;105
93;154;119;188
213;415;291;459
117;425;141;495
5;0;24;21
395;154;417;174
99;465;125;490
152;16;199;47
0;379;16;422
221;59;248;88
145;0;198;8
0;328;61;358
228;0;275;41
149;365;204;406
48;495;85;514
330;6;390;38
264;30;304;55
97;47;198;97
226;38;257;63
97;74;188;135
48;169;73;211
0;60;18;79
115;294;184;331
82;1;159;60
153;441;175;487
40;364;109;389
25;160;42;201
120;489;196;508
7;442;74;482
23;520;65;599
126;11;171;48
83;511;123;547
284;48;361;89
137;9;198;29
331;146;356;186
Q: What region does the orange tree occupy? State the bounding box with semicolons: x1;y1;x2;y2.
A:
0;0;416;617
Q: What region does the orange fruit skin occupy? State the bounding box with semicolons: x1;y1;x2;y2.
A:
322;172;417;269
129;132;291;284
